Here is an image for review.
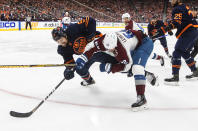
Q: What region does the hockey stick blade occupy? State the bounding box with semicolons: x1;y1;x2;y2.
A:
10;111;33;118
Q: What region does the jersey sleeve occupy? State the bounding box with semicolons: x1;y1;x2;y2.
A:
84;35;106;59
125;20;133;30
57;45;75;64
111;42;131;73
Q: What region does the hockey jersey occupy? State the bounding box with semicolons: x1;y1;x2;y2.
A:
57;17;101;64
83;30;139;73
170;3;198;38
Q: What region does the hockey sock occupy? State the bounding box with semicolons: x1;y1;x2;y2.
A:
152;53;162;60
136;85;145;95
185;57;196;72
81;72;92;82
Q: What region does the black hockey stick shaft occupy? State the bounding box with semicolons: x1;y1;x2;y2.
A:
10;78;66;118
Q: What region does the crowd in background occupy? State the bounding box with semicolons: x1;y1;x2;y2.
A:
0;0;198;22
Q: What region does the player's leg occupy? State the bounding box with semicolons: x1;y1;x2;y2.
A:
164;49;181;85
131;37;153;110
190;38;198;58
151;53;164;66
159;37;172;58
76;52;118;86
164;29;198;84
29;22;32;30
25;22;28;30
181;50;198;80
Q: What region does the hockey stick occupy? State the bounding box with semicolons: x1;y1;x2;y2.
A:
0;63;75;68
10;78;66;118
153;34;168;41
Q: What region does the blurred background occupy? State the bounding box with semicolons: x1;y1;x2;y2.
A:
0;0;198;23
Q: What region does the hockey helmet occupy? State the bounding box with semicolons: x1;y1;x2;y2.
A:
103;32;118;50
52;27;67;41
122;13;130;22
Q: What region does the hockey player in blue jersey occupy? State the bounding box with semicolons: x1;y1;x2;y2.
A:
157;0;198;85
51;17;102;81
148;17;173;58
190;10;198;58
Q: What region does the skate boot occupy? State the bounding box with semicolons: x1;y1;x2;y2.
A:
164;74;179;86
81;77;95;86
131;95;148;111
186;68;198;80
166;53;172;59
145;71;159;86
160;57;165;66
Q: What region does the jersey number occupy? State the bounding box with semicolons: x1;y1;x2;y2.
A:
174;13;182;20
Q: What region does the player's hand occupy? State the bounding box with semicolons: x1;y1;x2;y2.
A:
99;63;112;73
64;67;75;80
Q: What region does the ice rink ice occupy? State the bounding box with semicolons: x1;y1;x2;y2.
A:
0;28;198;131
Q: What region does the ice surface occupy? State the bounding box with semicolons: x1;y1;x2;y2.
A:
0;28;198;131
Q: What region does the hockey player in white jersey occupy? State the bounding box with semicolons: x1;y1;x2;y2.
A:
122;13;165;66
62;12;71;29
75;30;154;111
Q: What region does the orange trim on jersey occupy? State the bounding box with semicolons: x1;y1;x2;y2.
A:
172;65;181;68
95;33;103;38
85;16;89;28
65;59;75;64
175;20;182;24
187;61;195;67
193;25;198;28
176;24;193;39
161;27;166;34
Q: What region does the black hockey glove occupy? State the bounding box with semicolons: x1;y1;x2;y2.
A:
64;67;75;80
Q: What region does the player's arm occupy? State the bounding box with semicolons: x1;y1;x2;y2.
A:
76;35;106;70
57;46;75;80
125;20;133;30
166;6;192;31
83;35;106;59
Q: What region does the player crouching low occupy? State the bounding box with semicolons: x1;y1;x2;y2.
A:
75;30;157;111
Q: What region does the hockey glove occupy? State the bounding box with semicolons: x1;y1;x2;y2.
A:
99;63;112;73
64;67;75;80
76;54;88;69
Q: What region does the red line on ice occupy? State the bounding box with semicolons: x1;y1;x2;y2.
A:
1;88;198;111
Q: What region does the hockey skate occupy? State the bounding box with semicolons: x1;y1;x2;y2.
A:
81;77;95;86
131;95;148;111
164;74;179;86
160;57;165;66
145;71;159;86
166;53;172;59
186;69;198;81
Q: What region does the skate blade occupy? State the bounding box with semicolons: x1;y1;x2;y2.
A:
164;81;179;86
186;77;198;81
154;76;160;86
132;104;148;112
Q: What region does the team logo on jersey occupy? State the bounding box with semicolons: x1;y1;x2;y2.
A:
73;37;87;54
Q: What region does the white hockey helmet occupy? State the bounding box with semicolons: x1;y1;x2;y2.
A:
103;32;118;50
65;12;69;16
122;13;130;22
